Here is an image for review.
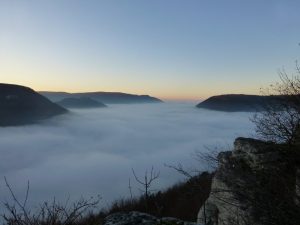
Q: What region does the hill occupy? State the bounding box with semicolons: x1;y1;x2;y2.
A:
196;94;278;112
56;97;107;109
0;84;67;126
40;91;163;104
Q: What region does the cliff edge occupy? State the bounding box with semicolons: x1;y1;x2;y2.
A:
197;137;300;225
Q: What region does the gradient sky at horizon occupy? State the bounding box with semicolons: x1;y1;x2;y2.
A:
0;0;299;101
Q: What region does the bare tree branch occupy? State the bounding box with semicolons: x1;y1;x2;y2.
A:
2;177;101;225
131;167;160;211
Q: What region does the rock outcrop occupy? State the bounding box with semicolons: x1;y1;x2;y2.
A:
197;137;300;225
104;211;200;225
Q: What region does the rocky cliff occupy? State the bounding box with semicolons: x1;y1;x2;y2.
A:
97;138;299;225
197;138;300;225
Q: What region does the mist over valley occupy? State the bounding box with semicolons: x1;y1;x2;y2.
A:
0;103;254;208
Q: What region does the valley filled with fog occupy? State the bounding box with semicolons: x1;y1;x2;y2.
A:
0;103;255;209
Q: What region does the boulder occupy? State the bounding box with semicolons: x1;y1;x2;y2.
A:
104;211;201;225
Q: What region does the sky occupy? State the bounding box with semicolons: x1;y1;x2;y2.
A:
0;0;299;100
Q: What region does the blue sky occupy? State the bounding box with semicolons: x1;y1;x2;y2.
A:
0;0;299;100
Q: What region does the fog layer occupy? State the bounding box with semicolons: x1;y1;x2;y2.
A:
0;103;255;208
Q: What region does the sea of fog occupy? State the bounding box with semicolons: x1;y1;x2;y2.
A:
0;103;255;209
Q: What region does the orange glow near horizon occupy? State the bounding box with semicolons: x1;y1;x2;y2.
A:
1;78;262;102
1;64;265;102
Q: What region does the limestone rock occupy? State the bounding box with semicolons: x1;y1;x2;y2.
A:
104;211;201;225
197;137;294;225
233;138;280;169
104;211;157;225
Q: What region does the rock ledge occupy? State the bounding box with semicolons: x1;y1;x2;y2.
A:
104;211;201;225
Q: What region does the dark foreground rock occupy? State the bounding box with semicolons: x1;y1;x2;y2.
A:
104;211;201;225
0;83;67;126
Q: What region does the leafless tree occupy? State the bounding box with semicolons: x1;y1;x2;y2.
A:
164;163;194;179
2;177;101;225
128;178;133;202
252;63;300;144
131;167;160;211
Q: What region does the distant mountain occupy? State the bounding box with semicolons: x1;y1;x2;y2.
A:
56;97;107;109
196;94;279;112
39;91;163;104
0;84;67;126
